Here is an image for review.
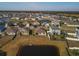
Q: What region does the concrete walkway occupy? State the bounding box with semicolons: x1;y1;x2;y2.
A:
69;47;79;49
66;37;79;41
67;24;79;27
67;33;76;36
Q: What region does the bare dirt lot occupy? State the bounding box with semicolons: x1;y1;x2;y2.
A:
0;35;67;56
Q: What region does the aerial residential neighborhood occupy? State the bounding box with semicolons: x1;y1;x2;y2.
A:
0;2;79;56
0;11;79;56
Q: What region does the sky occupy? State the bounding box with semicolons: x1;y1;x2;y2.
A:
0;2;79;11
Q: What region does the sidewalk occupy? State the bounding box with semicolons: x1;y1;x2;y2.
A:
69;47;79;49
67;33;76;36
67;24;79;27
66;37;79;41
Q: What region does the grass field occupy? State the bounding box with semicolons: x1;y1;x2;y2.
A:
61;24;75;33
68;40;79;47
63;14;79;17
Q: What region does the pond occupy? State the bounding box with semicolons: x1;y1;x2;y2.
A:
0;50;6;56
17;45;60;56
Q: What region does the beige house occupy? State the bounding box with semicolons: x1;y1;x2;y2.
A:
5;27;16;35
34;27;46;36
19;28;29;35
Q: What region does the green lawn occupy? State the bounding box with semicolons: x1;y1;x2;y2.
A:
69;49;79;56
61;24;75;33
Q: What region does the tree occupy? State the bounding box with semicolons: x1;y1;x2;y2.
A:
60;21;64;26
29;29;33;35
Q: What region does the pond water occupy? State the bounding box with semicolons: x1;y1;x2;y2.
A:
0;50;6;56
17;45;60;56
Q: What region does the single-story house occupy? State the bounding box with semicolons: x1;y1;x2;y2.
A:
75;27;79;39
0;25;6;34
5;27;16;35
34;27;46;36
47;26;61;35
19;28;29;35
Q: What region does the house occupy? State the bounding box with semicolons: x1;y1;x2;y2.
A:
51;20;60;26
18;28;29;35
34;27;46;36
78;18;79;21
0;17;9;23
75;27;79;39
31;21;40;28
41;22;49;27
11;17;19;20
25;23;30;28
47;27;61;35
0;21;7;36
22;22;30;28
8;21;17;26
47;23;61;35
31;18;36;21
5;27;16;35
24;18;28;20
0;26;6;36
0;15;3;18
39;19;51;24
5;23;8;28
